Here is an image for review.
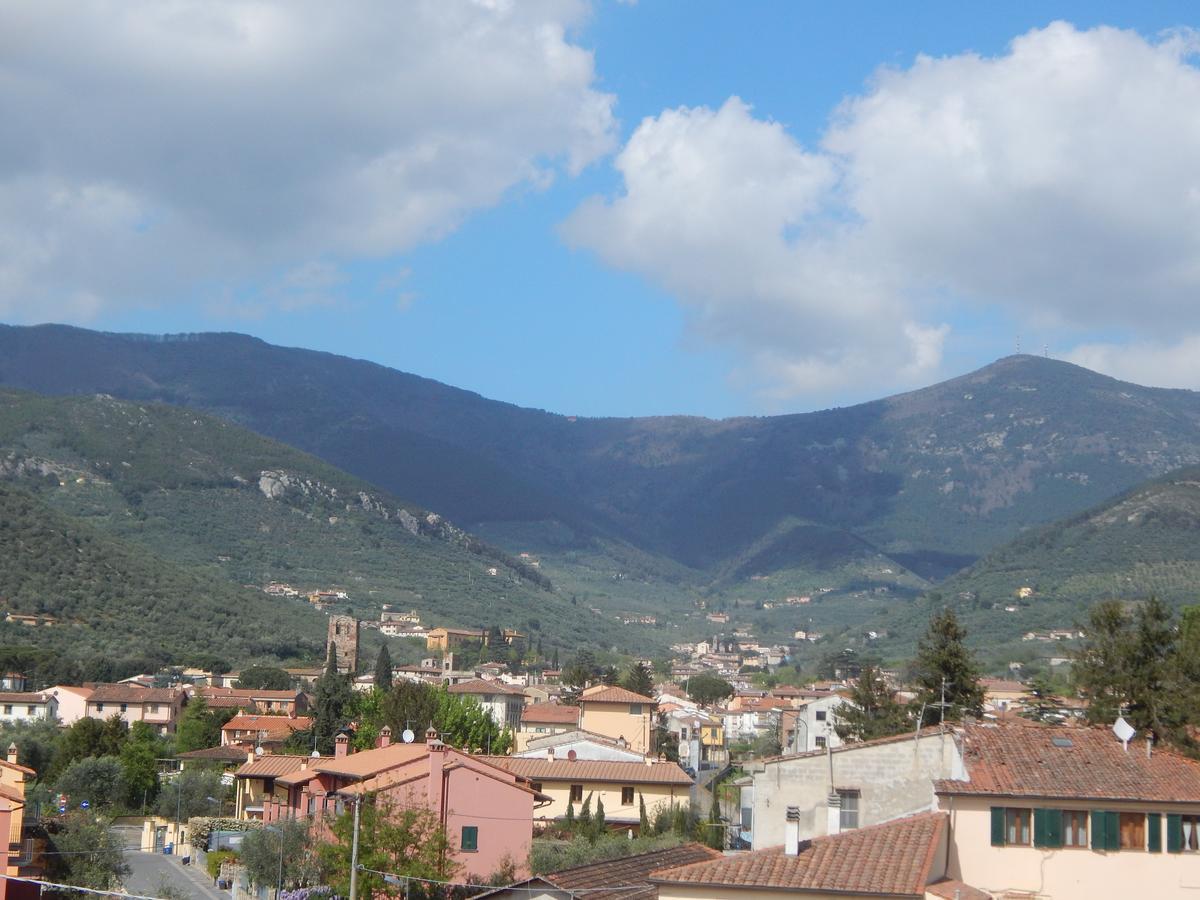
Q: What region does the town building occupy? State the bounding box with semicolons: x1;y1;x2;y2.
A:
742;728;963;850
447;678;526;733
515;702;581;751
487;755;693;829
47;685;92;726
936;721;1200;898
220;714;313;753
84;684;185;735
577;685;655;755
0;693;57;725
198;686;309;715
517;732;647;763
327;615;359;674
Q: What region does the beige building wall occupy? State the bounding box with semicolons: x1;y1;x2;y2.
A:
579;703;652;754
532;779;688;824
943;794;1200;898
658;887;891;900
48;687;91;725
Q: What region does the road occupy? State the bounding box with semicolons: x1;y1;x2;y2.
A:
123;851;229;900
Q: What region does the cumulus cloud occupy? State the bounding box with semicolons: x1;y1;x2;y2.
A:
0;0;614;318
564;22;1200;400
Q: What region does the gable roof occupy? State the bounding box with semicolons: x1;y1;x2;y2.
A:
758;727;947;766
447;678;526;697
177;745;250;762
936;721;1200;804
651;812;947;897
235;755;314;779
0;692;52;704
521;702;581;725
88;683;181;704
580;686;655;705
473;842;722;899
222;714;312;741
486;756;693;786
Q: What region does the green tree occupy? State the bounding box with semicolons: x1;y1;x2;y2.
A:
912;609;983;724
687;673;734;707
318;795;455;897
312;646;354;755
50;717;109;779
349;688;386;751
0;717;63;780
702;796;724;850
593;796;606;839
834;666;908;742
435;691;512;754
374;644;393;692
156;768;226;820
235;666;294;690
45;811;130;891
600;666;619;686
563;650;597;688
1073;600;1130;724
240;817;319;891
174;694;238;753
639;793;649;833
56;757;127;810
119;722;164;810
622;661;654;697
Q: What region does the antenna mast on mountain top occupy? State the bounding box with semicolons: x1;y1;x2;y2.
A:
1015;334;1021;354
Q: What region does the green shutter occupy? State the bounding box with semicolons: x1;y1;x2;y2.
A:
1148;813;1162;853
1091;810;1105;851
1034;808;1048;848
991;807;1006;847
1106;811;1120;851
1167;814;1183;853
1044;808;1062;848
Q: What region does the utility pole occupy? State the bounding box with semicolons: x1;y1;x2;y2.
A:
348;798;362;900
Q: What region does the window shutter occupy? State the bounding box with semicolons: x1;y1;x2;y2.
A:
1105;810;1120;851
1044;808;1062;848
1148;813;1162;853
1167;814;1183;853
1034;808;1048;848
991;807;1006;847
1091;810;1107;851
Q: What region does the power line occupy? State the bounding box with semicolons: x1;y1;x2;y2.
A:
0;872;167;900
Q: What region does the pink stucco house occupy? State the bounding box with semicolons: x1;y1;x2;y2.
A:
256;728;546;879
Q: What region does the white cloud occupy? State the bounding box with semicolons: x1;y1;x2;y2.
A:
565;23;1200;401
1067;335;1200;389
0;0;614;318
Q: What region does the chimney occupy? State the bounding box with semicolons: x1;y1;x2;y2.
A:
6;743;17;766
546;746;555;762
426;725;443;748
826;792;842;836
246;748;257;765
784;806;801;856
378;727;392;749
427;725;447;814
334;733;349;758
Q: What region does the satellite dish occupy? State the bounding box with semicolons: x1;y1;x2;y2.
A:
254;746;264;756
310;750;320;758
401;729;415;744
677;741;690;761
1113;716;1136;747
567;749;577;761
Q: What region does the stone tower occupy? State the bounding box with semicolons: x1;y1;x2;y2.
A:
327;615;359;674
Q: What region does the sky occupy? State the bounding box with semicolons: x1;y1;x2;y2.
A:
2;1;1200;418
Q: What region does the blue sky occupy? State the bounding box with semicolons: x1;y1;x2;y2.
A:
4;2;1200;417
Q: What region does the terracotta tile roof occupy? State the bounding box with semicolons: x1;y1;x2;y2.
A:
980;678;1026;693
176;746;250;762
579;686;656;705
925;878;993;900
485;757;693;786
0;692;52;704
936;721;1200;803
49;685;93;698
651;812;947;897
222;714;312;740
473;842;723;899
0;757;36;776
447;678;527;697
88;683;181;704
312;743;429;778
201;687;301;701
234;755;314;779
521;702;580;725
0;783;24;804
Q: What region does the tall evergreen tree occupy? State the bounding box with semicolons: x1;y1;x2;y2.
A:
912;609;983;724
374;644;393;692
313;645;354;754
622;661;654;697
834;666;908;742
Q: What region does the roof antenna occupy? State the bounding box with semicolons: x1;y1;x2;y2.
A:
1015;334;1021;355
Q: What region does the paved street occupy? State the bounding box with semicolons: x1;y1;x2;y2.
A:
124;851;229;900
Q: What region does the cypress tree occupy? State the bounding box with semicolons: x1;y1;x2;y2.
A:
374;644;392;692
638;793;649;833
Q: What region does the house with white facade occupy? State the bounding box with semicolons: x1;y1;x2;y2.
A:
0;692;57;724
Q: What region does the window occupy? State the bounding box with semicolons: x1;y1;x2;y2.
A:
622;786;635;806
837;790;860;830
815;735;827;749
1120;813;1145;850
149;704;160;714
96;703;104;712
815;710;826;722
26;706;36;715
120;703;128;713
1183;815;1200;852
1004;808;1032;846
569;784;584;803
461;825;478;852
630;704;643;716
2;706;11;715
1063;811;1088;848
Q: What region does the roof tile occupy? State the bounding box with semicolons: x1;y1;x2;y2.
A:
486;757;692;786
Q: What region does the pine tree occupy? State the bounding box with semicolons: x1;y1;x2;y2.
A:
374;644;393;692
600;665;619;686
622;661;654;697
834;666;908;742
912;609;983;724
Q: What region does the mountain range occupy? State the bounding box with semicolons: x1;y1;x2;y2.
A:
4;323;1200;667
